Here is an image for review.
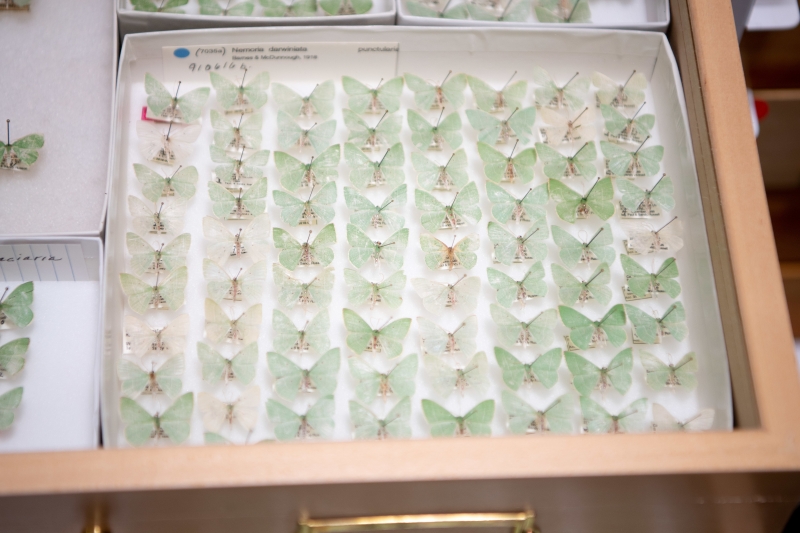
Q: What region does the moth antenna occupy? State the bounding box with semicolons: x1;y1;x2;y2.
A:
623;70;637;90
656;216;678;234
563;72;579;90
501;71;518;91
634;136;650;155
435;107;445;128
509;139;519;159
587;226;604;245
441;70;452;86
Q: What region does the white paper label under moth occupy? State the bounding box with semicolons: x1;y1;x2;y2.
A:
161;42;400;84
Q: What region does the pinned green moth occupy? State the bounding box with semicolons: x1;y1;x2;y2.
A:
487;263;547;308
580;396;647;434
415;182;481;233
131;0;188;12
208;178;268;220
468;73;526;114
495;346;561;390
204;214;271;265
538;106;594;145
468;0;531;21
551;223;615;268
551;262;611;306
119;268;188;315
347;225;409;270
275;144;340;192
601;103;655;144
419;233;480;271
564;348;632;396
274;264;334;308
418;315;477;357
260;0;317;17
349;354;418;404
625;302;687;344
593;70;647;109
273;80;335;120
204;299;262;344
276;110;336;154
536;141;597;181
477;141;537;185
268;348;340;400
210;146;270;188
345;269;406;309
617;174;675;218
413;149;468;191
345;142;405;190
210;69;270;113
425;351;489;397
342;76;404;114
641;351;698;391
137;121;201;166
549;177;614;223
273;181;337;226
621;217;684;255
488;219;549;265
273;224;336;270
343;110;402;152
601;138;664;178
652;404;715;432
1;120;44;171
422;399;495;437
490;304;557;348
199;0;255;16
0;387;23;431
144;73;209;123
535;0;591;22
203;258;266;304
124;314;189;357
343;308;411;358
0;338;28;379
117;354;185;398
267;396;335;441
621;255;681;300
344;184;407;231
350;397;412;440
405;0;469;19
486;182;546;224
128;196;186;236
272;308;330;354
0;282;33;329
198;386;260;433
405;71;467;110
211;111;262;152
411;275;479;314
197;341;258;385
531;67;589;110
408;109;462;151
120;392;193;446
559;304;627;351
502;391;573;435
134;164;198;203
466;107;536;145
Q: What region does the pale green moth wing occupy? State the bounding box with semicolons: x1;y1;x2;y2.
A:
452;181;482;226
272;309;301;353
348;357;381;404
485;182;546;224
310;144;341;183
306;308;332;354
382;396;412;439
274;151;307;192
408;110;462;151
551;225;584;269
487;262;546;308
600;140;631;176
344;269;376;307
536;143;569;181
659;301;688;341
463;399;495;436
548;179;581;224
616;398;649;434
153;354;185;398
490;303;524;348
272;82;303;117
266;399;302;441
377;317;412;358
116;359;149;398
230;342;258;384
494;346;525;390
389;354;418;398
0;338;28;378
307;80;336;119
120;397;155;446
267;351;303;400
404;73;437;110
501;390;536;434
564;352;601;396
584;395;647;433
0;281;34;328
621;254;652;298
422;399;458;437
144;73;174;118
525;308;558;347
349;400;381;439
415;189;446;233
580;396;614;434
465;109;501;144
671;352;699;391
544;394;574;434
559;305;595;350
158;393;192;445
655;257;681;298
305;395;335;439
531;347;562;389
650;175;676;211
596;304;627;347
414;149;468;191
197;342;228;383
0;387;22;430
624;304;658;344
424;354;457;397
308;348;341;396
586;178;615;221
204;432;231;445
637;146;665;177
607;347;633;394
488;219;548;266
640;351;672;391
343;308;374;355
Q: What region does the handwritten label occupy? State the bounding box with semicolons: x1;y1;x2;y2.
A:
161;42;400;84
0;244;88;282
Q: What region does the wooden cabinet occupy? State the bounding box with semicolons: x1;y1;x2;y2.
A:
2;0;799;531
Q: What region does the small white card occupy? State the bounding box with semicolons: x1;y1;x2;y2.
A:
0;244;89;282
161;41;400;84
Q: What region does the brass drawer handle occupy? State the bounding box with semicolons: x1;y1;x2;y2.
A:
299;512;535;533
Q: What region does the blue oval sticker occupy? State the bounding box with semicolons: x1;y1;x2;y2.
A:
173;48;190;58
